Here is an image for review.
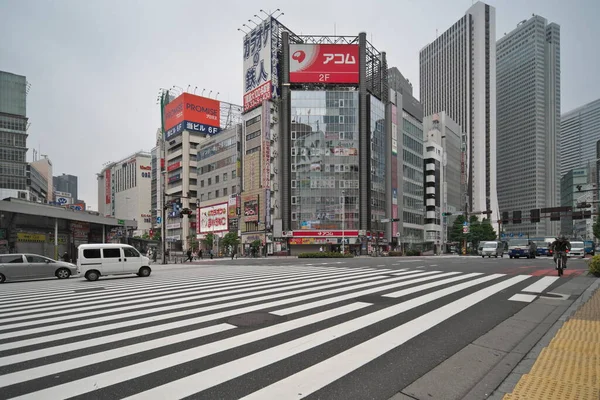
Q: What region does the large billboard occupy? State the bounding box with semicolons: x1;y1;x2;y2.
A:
105;170;111;204
198;203;228;233
243;19;272;112
243;195;259;222
164;93;221;139
289;44;359;84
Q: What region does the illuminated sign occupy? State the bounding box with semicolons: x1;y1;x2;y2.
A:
289;44;359;84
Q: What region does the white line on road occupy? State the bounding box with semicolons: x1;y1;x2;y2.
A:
521;276;558;294
508;293;537;303
240;276;530;400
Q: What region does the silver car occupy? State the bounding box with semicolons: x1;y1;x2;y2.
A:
0;253;78;283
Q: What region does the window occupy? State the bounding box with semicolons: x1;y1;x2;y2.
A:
200;180;204;188
216;189;220;198
223;173;227;181
208;178;212;185
123;247;140;257
215;175;220;184
232;170;236;179
26;255;51;263
83;249;101;259
201;194;205;201
232;185;236;194
103;248;122;258
0;254;23;263
223;187;228;196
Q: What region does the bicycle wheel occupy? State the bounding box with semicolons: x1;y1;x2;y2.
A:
557;257;563;276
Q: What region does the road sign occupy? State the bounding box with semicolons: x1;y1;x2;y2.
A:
381;218;391;223
518;232;523;238
117;219;125;225
463;221;468;226
500;233;506;238
509;233;514;238
156;216;162;224
462;226;469;234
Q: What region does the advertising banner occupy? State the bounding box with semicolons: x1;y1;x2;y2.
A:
105;170;111;204
164;93;221;137
262;101;271;189
228;195;237;218
199;203;228;233
167;161;181;172
243;195;259;222
70;222;90;240
69;203;85;211
292;230;359;237
56;195;72;205
54;191;71;198
243;19;272;112
289;44;359;84
168;174;181;183
391;104;398;156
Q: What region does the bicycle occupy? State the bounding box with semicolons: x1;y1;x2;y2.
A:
555;250;567;276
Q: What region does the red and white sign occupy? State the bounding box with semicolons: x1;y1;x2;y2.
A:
140;165;151;171
167;161;181;172
244;81;271;112
289;44;359;84
199;203;228;233
292;230;359;237
105;170;111;204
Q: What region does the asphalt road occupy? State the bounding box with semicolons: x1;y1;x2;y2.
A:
0;255;594;399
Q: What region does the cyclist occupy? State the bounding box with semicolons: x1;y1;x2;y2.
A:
550;235;571;269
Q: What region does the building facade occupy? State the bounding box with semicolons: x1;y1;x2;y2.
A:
496;15;561;237
422;112;463;249
97;151;152;234
419;1;499;231
53;174;78;202
560;164;595;239
561;98;600;177
30;156;53;203
27;163;48;203
0;71;29;201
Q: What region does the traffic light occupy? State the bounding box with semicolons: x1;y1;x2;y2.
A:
584;210;592;219
513;210;522;224
572;211;583;220
551;212;561;221
149;229;154;237
530;209;540;223
442;212;453;216
501;211;509;224
577;202;591;208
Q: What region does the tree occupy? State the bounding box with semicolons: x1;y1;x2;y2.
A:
480;218;498;241
202;233;215;249
188;234;199;251
151;230;161;241
449;215;466;243
221;232;240;254
467;215;483;248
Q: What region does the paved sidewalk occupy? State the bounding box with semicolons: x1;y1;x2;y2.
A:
500;278;600;400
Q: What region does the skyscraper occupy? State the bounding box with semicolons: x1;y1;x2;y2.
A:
53;173;78;200
561;98;600;177
0;71;29;200
496;16;561;237
419;1;498;231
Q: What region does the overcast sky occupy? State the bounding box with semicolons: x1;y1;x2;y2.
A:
1;0;598;211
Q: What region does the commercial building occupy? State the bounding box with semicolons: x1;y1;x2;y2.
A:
159;90;242;251
53;174;78;202
240;15;392;255
388;68;425;250
497;15;561;237
419;1;499;231
422;112;463;250
150;129;163;234
560;164;595;239
195;124;242;254
561;98;600;177
27;163;48;203
0;71;29;201
30;156;53;203
97;151;152;234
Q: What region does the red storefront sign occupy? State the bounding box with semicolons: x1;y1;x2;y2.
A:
292;230;359;237
167;161;181;172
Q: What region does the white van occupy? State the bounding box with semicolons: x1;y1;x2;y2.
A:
77;244;151;281
480;241;504;258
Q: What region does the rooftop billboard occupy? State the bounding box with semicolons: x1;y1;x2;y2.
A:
289;44;359;84
163;93;221;139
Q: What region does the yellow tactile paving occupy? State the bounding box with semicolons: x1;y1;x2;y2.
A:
503;287;600;400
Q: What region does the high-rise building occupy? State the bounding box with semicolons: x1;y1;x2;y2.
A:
30;156;53;202
53;174;78;201
561;98;600;176
496;16;561;237
419;2;499;231
0;71;29;200
560;164;595;239
97;151;152;233
388;68;425;250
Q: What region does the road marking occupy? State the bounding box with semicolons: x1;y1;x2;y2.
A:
383;272;483;298
430;264;438;267
508;293;537;303
121;274;515;400
521;276;558;294
240;276;530;400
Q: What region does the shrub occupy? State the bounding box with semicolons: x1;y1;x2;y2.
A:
388;251;403;257
588;254;600;277
297;252;354;259
405;250;422;256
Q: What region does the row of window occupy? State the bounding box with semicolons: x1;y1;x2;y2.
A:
0;131;26;148
0;147;26;163
199;170;236;187
199;185;238;202
197;137;237;161
198;155;237;175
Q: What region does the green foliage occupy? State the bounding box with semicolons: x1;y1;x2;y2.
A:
202;233;215;249
588;254;600;276
298;252;354;258
387;251;403;257
220;232;240;251
449;215;467;243
405;250;422;256
480;218;498;241
593;218;600;241
449;215;497;249
151;230;161;241
251;239;261;251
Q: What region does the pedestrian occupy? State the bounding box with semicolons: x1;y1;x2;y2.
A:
62;251;70;263
231;247;236;260
210;249;214;259
199;249;203;259
186;248;193;262
152;249;157;263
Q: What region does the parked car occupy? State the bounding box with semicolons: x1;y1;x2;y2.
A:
480;241;504;258
77;243;151;281
0;253;77;283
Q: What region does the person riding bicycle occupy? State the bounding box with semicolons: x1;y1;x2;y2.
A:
550;235;571;269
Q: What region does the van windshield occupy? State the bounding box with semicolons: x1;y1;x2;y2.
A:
482;242;497;248
571;241;584;248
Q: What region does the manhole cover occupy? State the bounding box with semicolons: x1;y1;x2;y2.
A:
226;312;285;328
74;287;106;293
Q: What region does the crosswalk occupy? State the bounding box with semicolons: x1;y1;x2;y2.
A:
0;265;556;399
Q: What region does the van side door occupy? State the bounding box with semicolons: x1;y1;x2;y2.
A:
122;247;143;273
101;248;125;275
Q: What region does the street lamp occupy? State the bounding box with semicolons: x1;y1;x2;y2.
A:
341;190;345;254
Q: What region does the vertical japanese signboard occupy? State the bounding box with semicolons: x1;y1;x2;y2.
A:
262;100;271;228
391;105;398;156
243;18;272;112
105;170;111;204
